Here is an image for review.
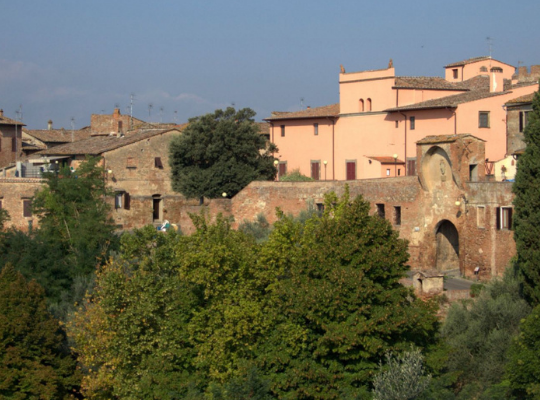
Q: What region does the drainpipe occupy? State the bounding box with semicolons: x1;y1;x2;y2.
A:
447;107;457;135
400;112;407;175
324;116;336;180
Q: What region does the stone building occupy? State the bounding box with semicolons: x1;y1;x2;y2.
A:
0;109;24;169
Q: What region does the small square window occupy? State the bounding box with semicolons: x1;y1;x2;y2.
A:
395;120;399;128
479;111;490;128
155;157;163;169
452;69;458;79
316;203;325;214
115;192;131;210
386;169;390;176
410;116;415;130
281;125;285;137
314;123;319;136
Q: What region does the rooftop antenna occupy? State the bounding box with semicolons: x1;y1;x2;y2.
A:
70;117;75;142
300;97;305;110
148;103;153;122
114;102;120;109
14;105;22;165
159;106;164;123
130;93;135;129
231;102;236;108
174;110;178;124
486;37;494;60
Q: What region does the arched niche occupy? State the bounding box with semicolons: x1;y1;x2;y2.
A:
421;146;454;191
435;220;459;272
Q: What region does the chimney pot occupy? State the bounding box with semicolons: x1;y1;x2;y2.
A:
0;109;3;117
48;120;53;130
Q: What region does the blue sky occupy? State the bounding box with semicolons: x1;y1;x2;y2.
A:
1;0;539;129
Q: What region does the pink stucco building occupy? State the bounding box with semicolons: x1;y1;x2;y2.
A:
266;56;539;181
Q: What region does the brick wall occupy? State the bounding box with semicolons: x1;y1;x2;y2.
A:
0;178;43;231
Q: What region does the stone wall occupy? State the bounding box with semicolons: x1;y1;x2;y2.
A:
0;178;43;231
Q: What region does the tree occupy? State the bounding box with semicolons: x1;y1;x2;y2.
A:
0;157;119;313
169;107;277;199
372;348;431;400
507;304;540;399
0;264;80;398
257;189;439;398
513;86;540;306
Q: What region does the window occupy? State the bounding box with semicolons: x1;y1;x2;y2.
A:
490;67;503;73
314;123;319;136
23;199;32;217
480;66;488;72
155;157;163;169
386;168;390;176
452;69;458;79
394;206;401;226
127;157;137;168
410;116;415;130
280;125;285;137
359;99;364;112
367;98;372;111
114;192;131;210
477;206;486;228
376;204;385;218
496;207;513;230
278;161;287;178
311;161;320;180
519;111;530;132
346;161;356;180
397;168;401;176
469;164;478;181
316;203;325;214
407;159;416;176
395;120;399;128
479;111;490;128
12;137;16;152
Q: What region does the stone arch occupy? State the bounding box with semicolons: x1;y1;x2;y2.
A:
434;220;459;272
421;146;454;191
359;99;364;112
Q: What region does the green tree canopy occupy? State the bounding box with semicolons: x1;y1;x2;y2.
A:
169;107;277;199
0;264;80;399
513;86;540;306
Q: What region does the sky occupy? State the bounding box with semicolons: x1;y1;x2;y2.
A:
1;0;539;129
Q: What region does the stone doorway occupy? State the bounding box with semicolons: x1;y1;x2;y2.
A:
152;194;163;222
435;220;459;272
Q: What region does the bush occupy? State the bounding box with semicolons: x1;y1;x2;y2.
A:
279;169;313;182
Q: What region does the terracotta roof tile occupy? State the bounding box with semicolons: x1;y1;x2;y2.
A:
0;115;24;126
36;126;186;156
394;77;470;90
24;129;93;143
257;122;270;135
506;93;535;104
265;104;339;121
444;56;493;68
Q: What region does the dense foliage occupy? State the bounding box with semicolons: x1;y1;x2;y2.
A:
0;157;118;316
71;191;438;399
279;168;314;182
0;264;80;398
513;86;540;306
169;107;277;199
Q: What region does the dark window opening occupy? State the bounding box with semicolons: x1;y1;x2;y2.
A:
155;157;163;169
23;199;32;217
452;69;458;79
278;162;287;178
394;206;401;226
311;161;320;180
280;125;285;137
376;203;385;218
407;159;416;176
410;116;415;130
359;99;364;112
346;161;356;180
469;164;478;181
519;111;530;133
12;137;17;152
314;123;319;136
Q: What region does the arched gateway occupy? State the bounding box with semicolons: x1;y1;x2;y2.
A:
435;220;459;272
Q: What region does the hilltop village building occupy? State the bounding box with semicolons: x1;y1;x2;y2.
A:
265;57;539;181
0;57;537;278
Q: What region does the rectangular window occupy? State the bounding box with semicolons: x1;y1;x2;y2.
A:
452;69;458;79
386;168;390;176
154;157;163;169
407;159;416;176
311;161;320;180
316;203;325;214
115;193;123;209
477;206;486;228
313;123;319;136
469;164;478;181
12;137;16;152
127;157;137;168
23;199;32;217
520;111;530;132
394;206;401;226
479;111;490;128
496;207;513;230
278;162;287;178
280;125;285;137
395;120;399;128
346;161;356;180
376;204;385;218
410;116;415;130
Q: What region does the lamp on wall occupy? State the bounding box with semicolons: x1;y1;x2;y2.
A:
222;192;227;198
455;194;469;214
323;160;328;180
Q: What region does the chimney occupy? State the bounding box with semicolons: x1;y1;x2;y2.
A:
490;69;504;93
307;106;311;109
531;65;540;78
113;108;121;119
48;120;53;130
0;109;3;117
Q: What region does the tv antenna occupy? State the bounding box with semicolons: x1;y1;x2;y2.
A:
231;101;236;108
130;93;135;129
148;103;153;121
114;102;120;109
300;97;305;109
159;106;164;123
174;110;178;124
486;37;494;59
70;117;75;142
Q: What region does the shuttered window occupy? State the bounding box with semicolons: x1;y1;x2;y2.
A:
407;159;416;176
346;161;356;180
278;162;287;178
311;161;320;180
23;199;32;217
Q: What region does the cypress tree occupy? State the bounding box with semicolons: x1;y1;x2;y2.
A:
513;85;540;306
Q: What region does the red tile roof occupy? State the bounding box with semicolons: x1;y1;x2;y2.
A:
444;56;493;68
265;103;340;121
36;126;186;156
0;115;24;126
394;77;470;91
506;93;535;104
24;129;93;143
